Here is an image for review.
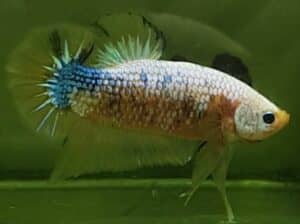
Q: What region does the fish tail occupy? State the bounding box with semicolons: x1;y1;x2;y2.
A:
6;23;98;138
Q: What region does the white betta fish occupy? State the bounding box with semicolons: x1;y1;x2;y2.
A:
6;14;289;222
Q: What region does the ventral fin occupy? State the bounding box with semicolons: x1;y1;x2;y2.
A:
211;53;252;86
212;146;235;222
91;13;165;68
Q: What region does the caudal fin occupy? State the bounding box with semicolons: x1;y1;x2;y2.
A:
6;23;98;137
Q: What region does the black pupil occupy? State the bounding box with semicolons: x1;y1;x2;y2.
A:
263;112;275;124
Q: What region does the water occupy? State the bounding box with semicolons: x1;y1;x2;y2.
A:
0;0;299;223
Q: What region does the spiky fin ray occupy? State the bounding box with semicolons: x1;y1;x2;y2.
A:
6;24;98;137
96;32;162;68
90;13;164;68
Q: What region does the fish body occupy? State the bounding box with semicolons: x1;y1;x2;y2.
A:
6;14;290;222
50;59;244;142
46;57;288;142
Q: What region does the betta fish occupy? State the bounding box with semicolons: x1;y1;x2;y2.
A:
6;14;289;222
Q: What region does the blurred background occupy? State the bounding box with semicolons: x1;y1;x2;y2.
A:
0;1;299;224
0;0;298;180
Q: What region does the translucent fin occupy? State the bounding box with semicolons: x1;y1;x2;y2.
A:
90;13;164;68
183;143;223;205
181;142;235;223
51;113;198;180
212;147;235;223
96;33;162;67
147;13;250;64
6;24;99;136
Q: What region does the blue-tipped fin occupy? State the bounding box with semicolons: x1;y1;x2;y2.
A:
6;24;99;138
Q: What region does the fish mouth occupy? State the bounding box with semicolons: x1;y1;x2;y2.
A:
261;109;290;139
274;110;290;131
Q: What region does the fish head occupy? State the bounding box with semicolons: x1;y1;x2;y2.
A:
233;94;289;141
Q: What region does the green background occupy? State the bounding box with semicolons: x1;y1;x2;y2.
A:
0;0;298;180
0;1;299;223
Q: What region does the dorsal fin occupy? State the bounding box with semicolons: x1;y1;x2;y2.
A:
96;32;162;67
211;53;252;86
90;13;165;68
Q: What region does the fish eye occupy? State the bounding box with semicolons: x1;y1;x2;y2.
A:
263;112;275;124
